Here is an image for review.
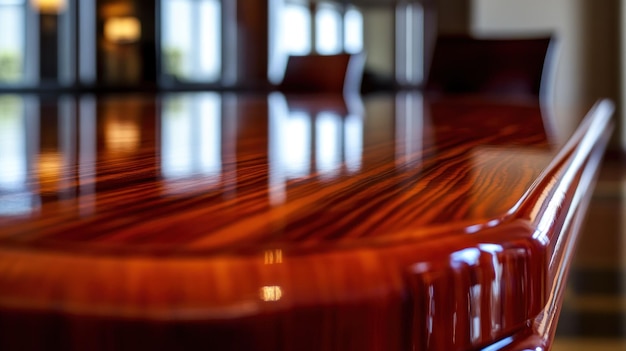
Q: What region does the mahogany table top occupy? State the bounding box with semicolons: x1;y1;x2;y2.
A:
0;92;613;350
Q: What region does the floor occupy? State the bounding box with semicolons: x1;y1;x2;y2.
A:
552;155;626;350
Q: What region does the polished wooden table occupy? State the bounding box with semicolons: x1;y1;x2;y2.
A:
0;92;613;350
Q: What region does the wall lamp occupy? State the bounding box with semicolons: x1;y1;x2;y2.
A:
104;16;142;44
30;0;67;14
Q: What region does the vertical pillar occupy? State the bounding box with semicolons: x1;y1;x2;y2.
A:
38;13;59;81
222;0;238;86
136;0;157;86
616;0;626;151
310;2;317;54
78;0;97;86
236;0;270;90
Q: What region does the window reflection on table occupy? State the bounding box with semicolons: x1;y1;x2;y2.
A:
160;93;222;195
395;91;424;168
0;92;433;214
0;95;32;215
268;93;366;205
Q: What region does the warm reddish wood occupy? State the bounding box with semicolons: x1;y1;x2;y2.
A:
0;92;613;350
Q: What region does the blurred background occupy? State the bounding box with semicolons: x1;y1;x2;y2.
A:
0;0;621;147
446;2;625;349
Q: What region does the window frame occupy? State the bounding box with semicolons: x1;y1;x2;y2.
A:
0;0;35;88
158;0;227;90
0;0;80;92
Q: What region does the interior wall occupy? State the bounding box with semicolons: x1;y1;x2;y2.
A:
362;7;395;77
236;0;269;89
436;0;470;34
622;0;626;151
360;0;445;83
580;0;620;149
471;0;620;146
471;0;583;109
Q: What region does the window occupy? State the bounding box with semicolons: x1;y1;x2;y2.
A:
315;3;342;55
161;0;222;84
269;1;363;83
344;7;363;54
282;3;312;55
0;0;78;88
0;1;25;84
269;0;312;83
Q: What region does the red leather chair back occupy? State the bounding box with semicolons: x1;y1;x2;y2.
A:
279;53;366;95
426;35;554;98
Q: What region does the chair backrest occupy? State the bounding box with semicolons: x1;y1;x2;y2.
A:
425;35;555;99
279;53;366;95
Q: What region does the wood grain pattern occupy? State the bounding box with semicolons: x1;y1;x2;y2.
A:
0;92;613;350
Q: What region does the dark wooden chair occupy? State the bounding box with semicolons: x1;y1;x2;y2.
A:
425;35;556;99
278;53;366;95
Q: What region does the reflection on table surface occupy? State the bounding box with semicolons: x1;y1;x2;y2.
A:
0;91;613;351
0;91;561;252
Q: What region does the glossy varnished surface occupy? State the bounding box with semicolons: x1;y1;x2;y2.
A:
0;93;557;251
0;92;613;350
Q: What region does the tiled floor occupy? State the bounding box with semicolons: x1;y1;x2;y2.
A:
552;155;626;350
